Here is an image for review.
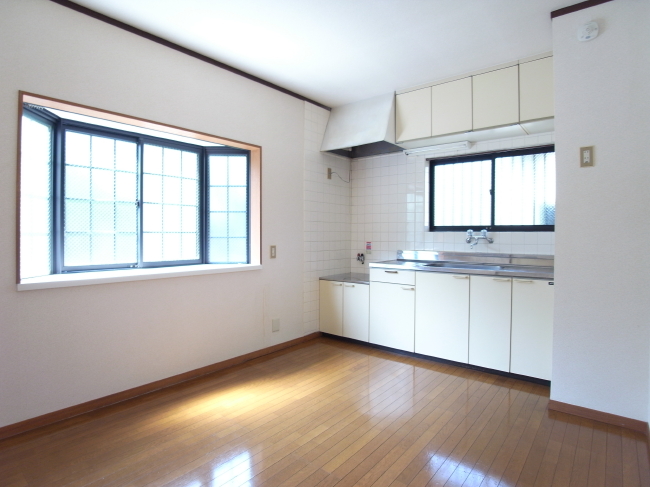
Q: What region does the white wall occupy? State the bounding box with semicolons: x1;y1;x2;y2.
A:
551;0;650;421
0;0;307;428
350;132;556;271
302;103;351;333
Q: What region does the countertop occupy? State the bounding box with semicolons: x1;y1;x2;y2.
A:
320;251;554;283
370;260;554;280
319;273;370;284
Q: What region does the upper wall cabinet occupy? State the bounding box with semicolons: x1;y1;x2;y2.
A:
396;56;554;143
519;57;554;122
472;65;519;130
431;77;473;137
396;87;431;142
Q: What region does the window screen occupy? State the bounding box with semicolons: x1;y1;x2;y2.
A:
63;131;138;267
142;144;200;263
208;154;249;263
20;114;53;278
495;152;556;226
433;159;492;227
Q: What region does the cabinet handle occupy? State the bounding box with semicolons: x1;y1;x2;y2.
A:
493;278;511;282
452;275;469;279
402;287;415;291
332;283;343;286
515;280;534;283
344;284;355;287
384;270;398;274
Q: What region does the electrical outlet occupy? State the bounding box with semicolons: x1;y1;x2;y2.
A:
580;146;594;167
270;245;276;258
327;168;332;179
272;318;280;332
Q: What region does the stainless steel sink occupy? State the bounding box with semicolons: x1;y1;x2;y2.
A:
422;262;503;271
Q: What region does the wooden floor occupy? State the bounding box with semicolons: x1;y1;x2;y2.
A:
1;338;649;487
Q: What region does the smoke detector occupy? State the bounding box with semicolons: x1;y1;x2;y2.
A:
578;21;599;42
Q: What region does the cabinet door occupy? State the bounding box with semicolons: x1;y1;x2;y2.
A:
343;283;369;342
319;280;343;336
431;77;473;137
369;282;415;352
511;279;554;380
472;65;519;130
415;272;469;363
519;57;554;122
469;276;512;372
396;88;432;142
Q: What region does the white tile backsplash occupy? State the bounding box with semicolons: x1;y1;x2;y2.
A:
350;132;555;270
303;103;351;334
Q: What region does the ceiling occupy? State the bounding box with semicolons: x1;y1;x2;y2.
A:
70;0;574;108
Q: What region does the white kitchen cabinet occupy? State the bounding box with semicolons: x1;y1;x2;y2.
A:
369;268;415;285
320;280;369;341
396;87;432;142
343;283;369;342
519;57;554;122
431;77;473;137
369;281;415;352
415;272;469;363
472;65;519;130
511;279;554;380
469;276;512;372
319;280;343;336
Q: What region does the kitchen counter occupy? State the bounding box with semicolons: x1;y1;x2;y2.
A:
319;273;370;284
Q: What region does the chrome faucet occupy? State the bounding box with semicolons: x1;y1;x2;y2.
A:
466;229;494;249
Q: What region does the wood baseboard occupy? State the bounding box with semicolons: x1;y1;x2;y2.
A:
548;399;649;434
0;332;322;441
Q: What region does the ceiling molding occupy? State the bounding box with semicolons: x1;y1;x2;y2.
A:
48;0;332;111
550;0;614;19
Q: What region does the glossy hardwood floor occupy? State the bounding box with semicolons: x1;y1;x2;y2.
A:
1;337;648;487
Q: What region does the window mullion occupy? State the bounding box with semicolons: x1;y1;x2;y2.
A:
201;148;208;263
490;157;496;229
53;119;64;274
137;138;144;268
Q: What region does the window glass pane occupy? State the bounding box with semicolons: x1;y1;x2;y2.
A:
143;145;162;174
142;144;200;262
495;152;556;226
65;166;90;200
208;154;249;263
91;136;114;169
20;114;53;279
228;238;248;263
433;160;491;227
115;140;137;173
228;156;248;185
228;213;247;238
182;152;198;179
64;132;138;267
65;132;90;167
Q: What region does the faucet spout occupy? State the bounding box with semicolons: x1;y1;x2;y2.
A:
466;228;493;248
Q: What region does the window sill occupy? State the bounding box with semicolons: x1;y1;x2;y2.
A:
17;263;262;291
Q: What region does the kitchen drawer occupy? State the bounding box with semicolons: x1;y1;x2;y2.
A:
369;268;415;285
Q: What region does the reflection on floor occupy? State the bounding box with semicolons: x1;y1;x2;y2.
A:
1;337;648;486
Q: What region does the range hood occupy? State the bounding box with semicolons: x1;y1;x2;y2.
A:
321;93;403;158
321;93;555;159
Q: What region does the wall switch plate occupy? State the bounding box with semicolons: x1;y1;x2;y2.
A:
580;146;594;167
270;245;276;258
272;318;280;332
327;168;332;179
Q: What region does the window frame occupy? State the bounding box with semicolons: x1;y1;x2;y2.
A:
21;102;253;276
428;145;555;232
